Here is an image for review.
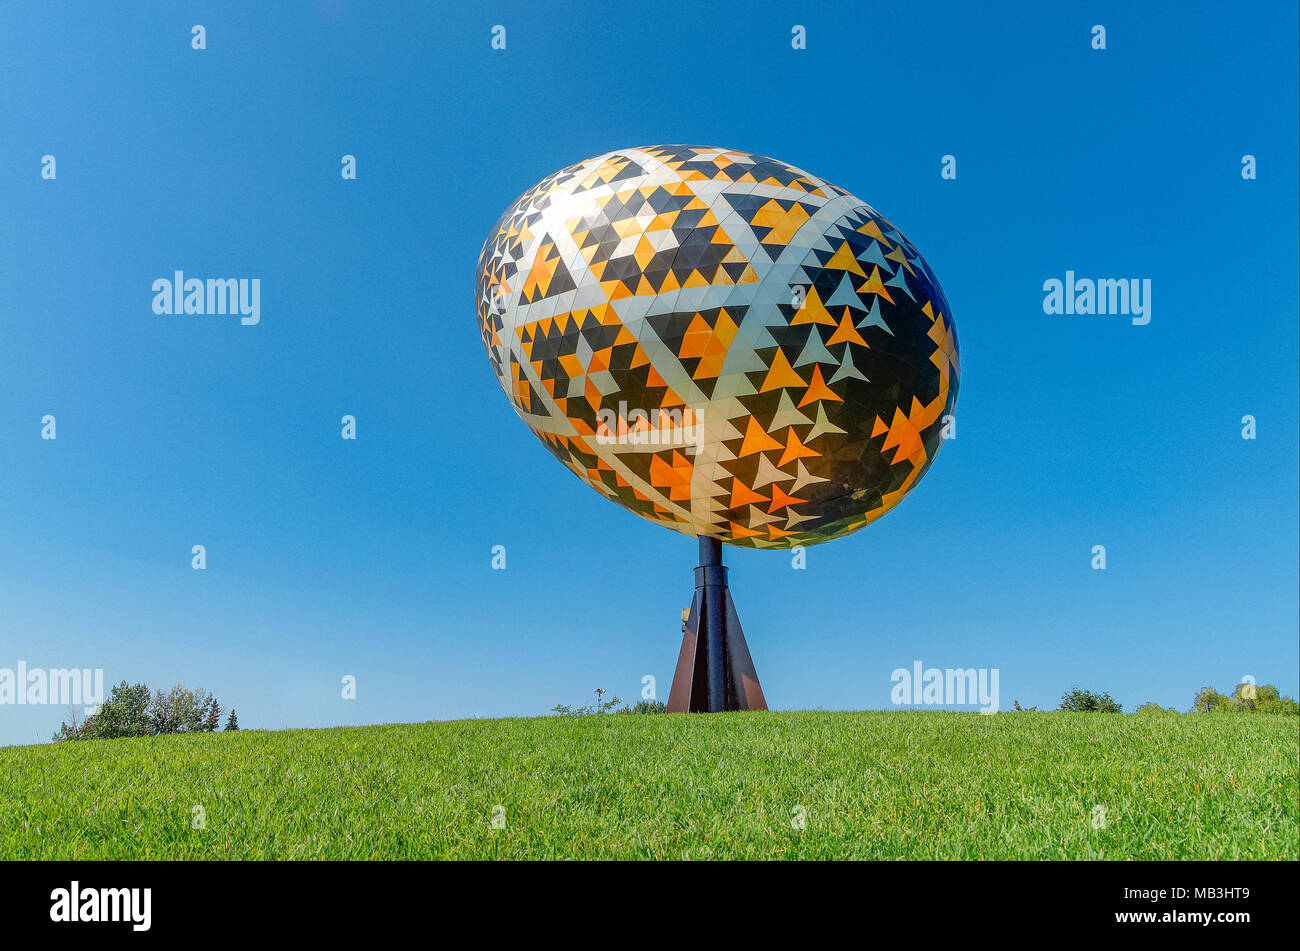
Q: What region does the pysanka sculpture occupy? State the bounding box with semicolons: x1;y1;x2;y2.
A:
476;145;959;712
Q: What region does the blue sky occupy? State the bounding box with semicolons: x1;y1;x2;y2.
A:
1;1;1296;745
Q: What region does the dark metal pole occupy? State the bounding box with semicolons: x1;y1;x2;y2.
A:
666;536;767;713
699;536;726;712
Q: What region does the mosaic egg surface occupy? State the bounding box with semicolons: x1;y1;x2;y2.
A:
475;145;959;548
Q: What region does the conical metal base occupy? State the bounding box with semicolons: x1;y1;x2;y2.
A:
666;537;767;713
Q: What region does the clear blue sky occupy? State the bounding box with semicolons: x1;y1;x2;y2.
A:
1;1;1296;745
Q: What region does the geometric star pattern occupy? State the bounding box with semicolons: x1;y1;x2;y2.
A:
476;145;960;548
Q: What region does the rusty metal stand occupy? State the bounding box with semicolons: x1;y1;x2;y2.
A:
666;536;767;713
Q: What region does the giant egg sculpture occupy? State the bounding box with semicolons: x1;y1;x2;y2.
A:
476;145;959;549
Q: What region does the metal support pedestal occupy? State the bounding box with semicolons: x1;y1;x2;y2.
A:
666;537;767;713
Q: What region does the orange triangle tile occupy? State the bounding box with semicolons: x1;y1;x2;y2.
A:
738;416;784;456
777;427;820;468
759;348;807;392
827;308;868;347
796;364;843;408
767;485;807;513
728;478;768;509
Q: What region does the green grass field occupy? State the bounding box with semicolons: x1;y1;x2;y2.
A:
2;711;1296;860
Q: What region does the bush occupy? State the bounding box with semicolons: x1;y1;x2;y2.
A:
53;681;150;740
54;681;227;741
1256;694;1300;716
551;694;623;716
1135;702;1178;714
1195;682;1298;715
619;700;668;714
148;684;219;735
1059;687;1122;713
1193;686;1223;713
554;696;667;715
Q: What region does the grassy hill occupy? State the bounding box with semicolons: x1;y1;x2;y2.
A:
1;711;1295;860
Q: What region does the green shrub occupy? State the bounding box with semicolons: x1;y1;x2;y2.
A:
55;681;227;740
1135;702;1178;714
1196;682;1298;715
620;700;668;714
1059;687;1122;713
551;694;623;716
